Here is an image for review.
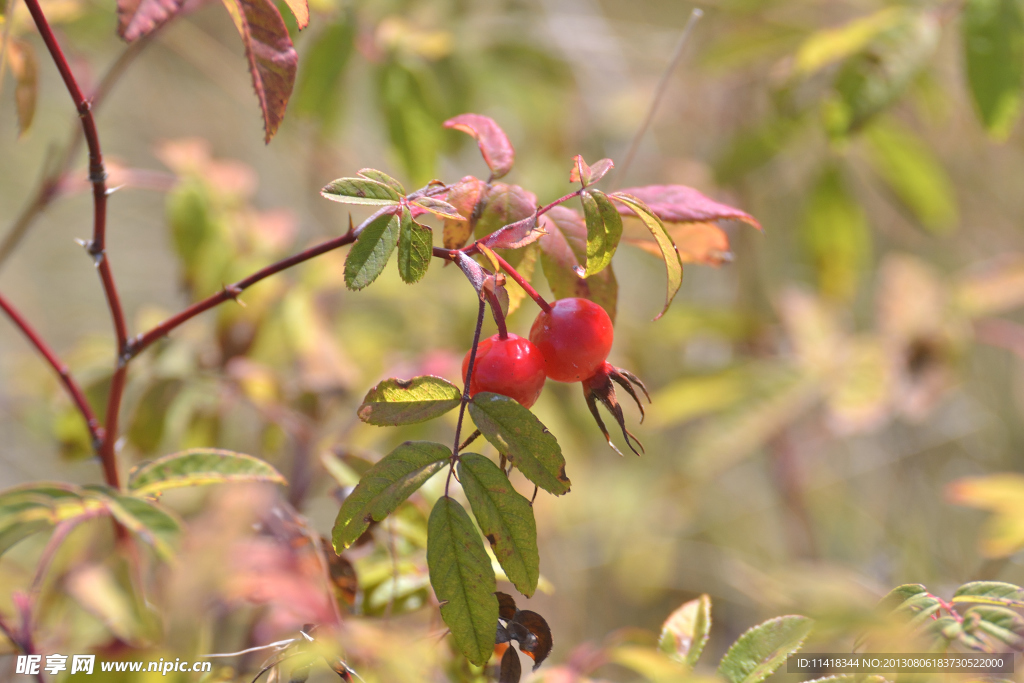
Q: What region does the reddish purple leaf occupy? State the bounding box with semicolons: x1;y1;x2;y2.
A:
117;0;187;42
617;185;762;230
224;0;299;144
569;155;614;186
444;114;515;180
443;175;486;250
480;214;544;250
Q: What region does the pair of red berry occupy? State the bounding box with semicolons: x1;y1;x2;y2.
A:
461;297;614;407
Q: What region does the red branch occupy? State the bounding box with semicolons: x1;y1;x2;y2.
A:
0;293;104;448
130;231;358;356
23;0;127;489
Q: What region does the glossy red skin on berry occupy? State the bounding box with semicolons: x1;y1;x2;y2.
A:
529;298;613;383
462;333;546;408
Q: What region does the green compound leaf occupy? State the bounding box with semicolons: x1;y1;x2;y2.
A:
953;581;1024;608
344;210;401;290
580;190;622;278
428;496;499;666
457;453;539;597
659;594;712;667
718;615;814;683
963;605;1024;649
333;441;451;551
0;483;107;556
397;210;433;284
468;393;570;496
358;168;405;195
963;0;1024;140
358;375;462;426
127;449;286;497
609;192;683;320
320;177;403;205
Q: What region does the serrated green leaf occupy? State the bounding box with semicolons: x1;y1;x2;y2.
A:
333;441;451;551
397;210;433;284
0;484;110;556
878;583;930;611
963;605;1024;648
427;496;498;666
344;211;401;290
659;594;712;667
358;168;405;195
321;177;402;205
964;0;1024;140
580;190;622;278
718;615;814;683
863;119;957;233
358;375;462;426
538;206;618;322
128;449;286;496
468;393;571;496
457;453;539;597
609;193;682;320
953;581;1024;608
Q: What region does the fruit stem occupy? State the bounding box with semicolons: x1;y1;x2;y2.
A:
447;298;487;496
483;287;509;340
490;251;552;313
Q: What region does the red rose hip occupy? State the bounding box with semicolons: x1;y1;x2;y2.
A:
529;298;614;382
462;333;547;408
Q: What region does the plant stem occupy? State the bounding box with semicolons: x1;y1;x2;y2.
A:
23;0;128;491
130;230;357;356
0;36;152;268
447;299;486;496
537;189;584;217
490;250;551;312
0;292;104;448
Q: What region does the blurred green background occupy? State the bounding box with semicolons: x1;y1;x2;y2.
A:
4;0;1024;680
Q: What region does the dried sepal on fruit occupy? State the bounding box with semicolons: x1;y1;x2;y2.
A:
582;362;651;457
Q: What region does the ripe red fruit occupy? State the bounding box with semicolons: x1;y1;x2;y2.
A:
529;298;614;383
462;333;546;408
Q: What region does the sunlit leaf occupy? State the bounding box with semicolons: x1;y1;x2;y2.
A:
321;177;403;206
475;184;538;241
718;615;814;683
468;393;571;496
953;581;1024;608
358;168;404;195
428;496;499;666
0;484;107;556
7;39;38;136
794;8;903;74
444;113;515;180
344;211;401;290
539;206;618;321
962;605;1024;648
413;196;463;221
333;441;451;551
963;0;1024;140
580;190;622;278
397;210;433;284
947;475;1024;558
480;215;544;251
823;11;938;136
127;449;286;496
279;0;307;29
357;375;462;426
103;493;180;560
616;184;762;230
800;166;871;301
659;594;712;667
221;0;298;143
569;155;614;186
117;0;187;41
458;453;539;597
610;193;683;320
443;175;486;249
863;119;957;233
625;222;733;266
